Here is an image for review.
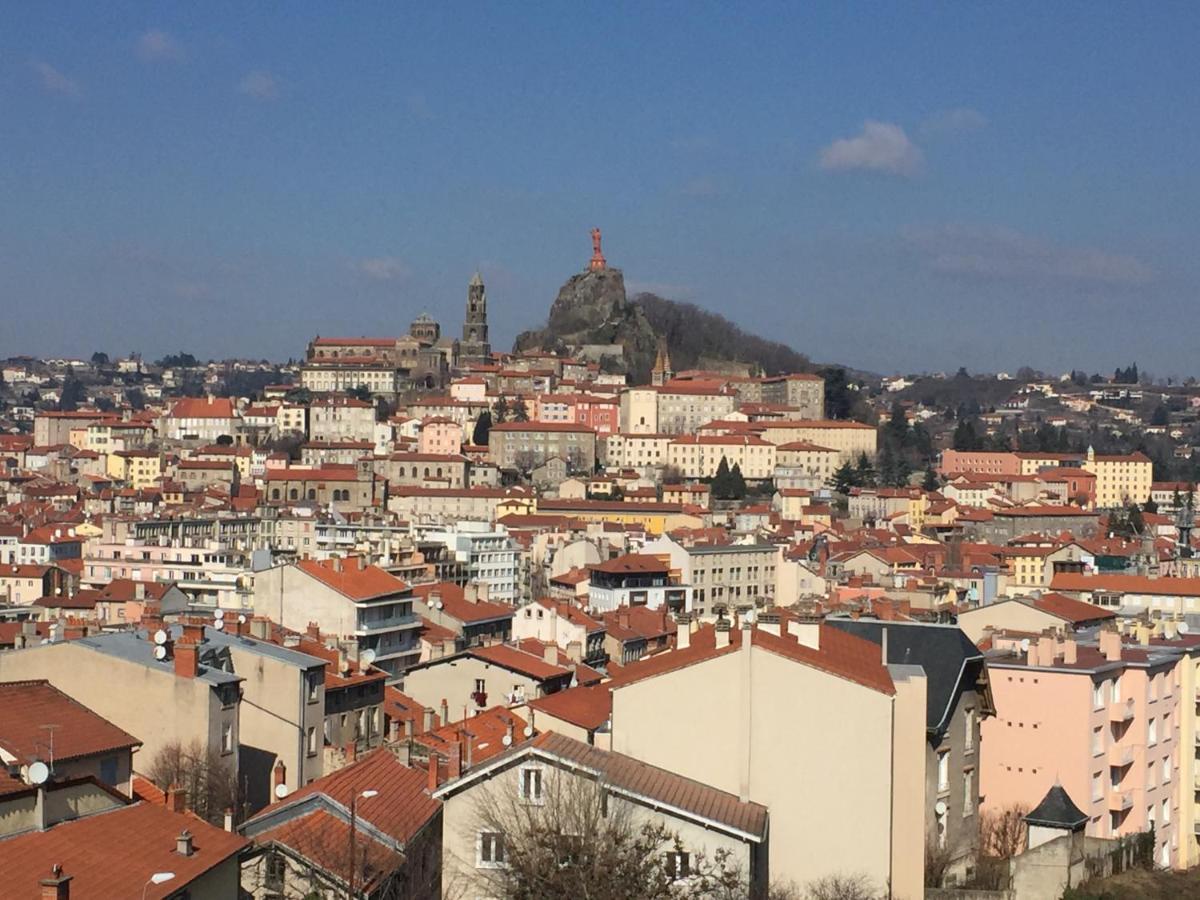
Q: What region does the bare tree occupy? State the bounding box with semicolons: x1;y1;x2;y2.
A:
804;873;877;900
463;768;758;900
924;836;952;889
147;739;240;826
979;804;1028;859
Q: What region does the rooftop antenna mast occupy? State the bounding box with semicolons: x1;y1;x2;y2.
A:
38;724;60;774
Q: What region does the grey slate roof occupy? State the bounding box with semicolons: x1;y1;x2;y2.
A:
76;631;242;686
1025;784;1089;830
825;618;984;735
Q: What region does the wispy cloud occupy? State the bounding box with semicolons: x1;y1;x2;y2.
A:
904;224;1153;286
237;70;280;101
819;120;922;177
351;257;410;282
137;29;185;62
921;107;988;137
31;61;82;99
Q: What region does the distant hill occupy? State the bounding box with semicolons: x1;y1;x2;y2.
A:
632;293;813;377
512;264;816;385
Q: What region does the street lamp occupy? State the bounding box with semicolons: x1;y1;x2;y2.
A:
347;789;379;899
142;871;175;900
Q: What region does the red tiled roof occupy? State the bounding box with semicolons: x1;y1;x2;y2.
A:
416;706;526;765
169;397;236;419
1033;592;1117;624
527;683;612;731
254;808;401;890
296;557;409;601
469;644;570;681
589;553;671;575
0;680;141;764
1050;573;1200;597
272;748;440;844
411;581;513;623
0;800;246;899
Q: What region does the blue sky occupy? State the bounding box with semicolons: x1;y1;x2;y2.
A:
4;4;1199;376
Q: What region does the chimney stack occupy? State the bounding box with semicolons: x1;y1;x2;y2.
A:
448;741;463;780
176;830;194;857
542;643;558;665
427;758;440;793
676;613;692;649
787;610;821;651
223;808;234;832
345;740;357;764
422;707;435;733
39;865;71;900
173;641;199;678
440;698;449;726
1035;630;1057;667
880;627;889;667
1063;634;1078;664
165;784;188;814
272;760;287;801
715;619;731;649
1100;626;1123;662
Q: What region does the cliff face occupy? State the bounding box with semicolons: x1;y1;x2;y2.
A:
514;266;659;382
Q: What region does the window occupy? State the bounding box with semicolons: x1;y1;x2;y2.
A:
477;831;506;868
307;670;321;703
520;766;544;804
1149;717;1157;746
937;750;950;792
1092;726;1103;756
99;754;118;786
266;851;286;888
664;851;691;881
935;807;947;848
1162;757;1171;783
964;708;976;752
963;769;975;817
1111;679;1121;704
1091;771;1103;802
306;726;318;756
475;678;486;694
1162;798;1171;825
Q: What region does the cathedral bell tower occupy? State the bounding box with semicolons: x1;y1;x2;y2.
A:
460;271;492;365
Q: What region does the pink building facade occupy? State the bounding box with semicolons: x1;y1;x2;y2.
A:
417;417;464;456
982;628;1183;868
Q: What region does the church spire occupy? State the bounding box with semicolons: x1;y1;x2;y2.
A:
651;338;673;386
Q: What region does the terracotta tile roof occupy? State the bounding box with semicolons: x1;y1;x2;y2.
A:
527;683;612;731
1050;573;1200;597
468;644;570;681
600;606;673;642
382;687;430;729
0;680;141;764
0;800;246;899
169;397;236;419
271;748;440;844
1033;592;1117;624
415;706;526;765
296;557;409;601
254;808;401;889
411;581;513;624
589;553;671;575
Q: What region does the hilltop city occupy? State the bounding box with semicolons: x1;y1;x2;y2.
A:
2;233;1199;899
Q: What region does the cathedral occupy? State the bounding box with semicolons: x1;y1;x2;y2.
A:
459;271;492;366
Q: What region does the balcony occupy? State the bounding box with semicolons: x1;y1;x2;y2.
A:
1108;791;1133;812
354;613;419;635
1107;744;1135;768
1108;699;1135;723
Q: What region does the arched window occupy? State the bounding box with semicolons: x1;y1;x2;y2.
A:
289;488;298;500
411;467;417;477
307;489;316;500
436;467;443;478
424;467;430;478
271;488;280;500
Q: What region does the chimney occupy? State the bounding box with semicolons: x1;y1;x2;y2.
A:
181;622;205;645
1100;626;1123;662
165;784;188;813
676;613;692;649
345;740;357;764
427;758;440;792
440;698;449;725
306;621;321;640
272;760;287;801
223;808;234;832
422;707;435;733
176;830;194;857
756;612;779;637
440;638;456;658
542;643;558;665
448;741;463;780
1063;636;1078;665
565;640;583;663
39;865;71;900
619;611;630;631
332;557;343;573
880;627;889;666
173;641;199;678
715;619;731;649
1035;630;1057;667
787;612;821;651
506;720;515;746
250;617;270;640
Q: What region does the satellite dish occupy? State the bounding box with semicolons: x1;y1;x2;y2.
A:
1179;622;1190;634
274;783;289;800
436;600;444;610
935;800;947;816
237;614;247;624
502;734;512;747
154;645;167;660
360;649;377;667
213;619;225;631
28;761;49;785
154;629;168;646
1019;639;1031;654
214;609;225;620
522;725;533;738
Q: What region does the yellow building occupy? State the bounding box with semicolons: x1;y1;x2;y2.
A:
108;449;162;489
536;498;702;535
757;419;877;462
1082;447;1153;508
666;434;776;479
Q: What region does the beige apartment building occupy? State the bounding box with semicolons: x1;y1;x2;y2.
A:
618;387;659;433
757;419;877;461
610;620;926;898
667;434;777;480
601;432;672;472
487;421;597;473
643;536;778;619
656;381;738;434
774;440;840;486
1081;448;1153;508
0;630;241;783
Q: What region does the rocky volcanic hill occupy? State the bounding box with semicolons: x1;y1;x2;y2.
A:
513;265;814;385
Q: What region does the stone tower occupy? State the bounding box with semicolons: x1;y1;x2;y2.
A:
460;271;491;365
651;338;673;386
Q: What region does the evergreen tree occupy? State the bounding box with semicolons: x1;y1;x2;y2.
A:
473;411;493;446
512;397;529;422
855;452;876;487
493;396;510;422
728;463;747;499
712;456;732;499
887;400;909;443
878;442;898;487
922;465;939;492
1127;503;1145;535
952;419;982;451
831;461;858;494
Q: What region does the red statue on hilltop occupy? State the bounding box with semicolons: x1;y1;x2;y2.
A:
589;227;606;271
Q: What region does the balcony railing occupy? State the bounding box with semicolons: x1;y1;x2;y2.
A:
354;613;419;635
1108;699;1135;723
